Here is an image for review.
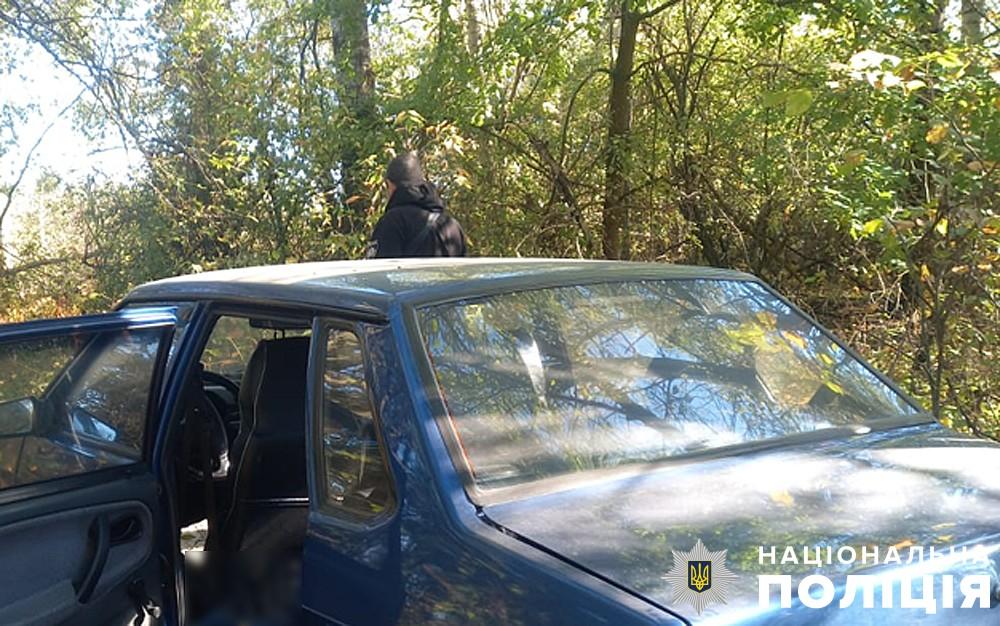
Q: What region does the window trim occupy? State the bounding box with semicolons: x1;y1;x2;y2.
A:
308;318;398;530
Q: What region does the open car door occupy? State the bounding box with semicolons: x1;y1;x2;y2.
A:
0;307;177;626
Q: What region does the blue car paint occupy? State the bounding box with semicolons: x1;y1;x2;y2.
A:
484;423;1000;624
299;309;681;625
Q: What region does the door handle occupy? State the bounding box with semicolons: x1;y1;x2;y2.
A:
110;514;144;546
76;514;110;604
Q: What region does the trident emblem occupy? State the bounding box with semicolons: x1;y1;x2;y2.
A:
688;560;712;592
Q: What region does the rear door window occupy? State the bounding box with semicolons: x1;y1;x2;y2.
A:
315;324;394;522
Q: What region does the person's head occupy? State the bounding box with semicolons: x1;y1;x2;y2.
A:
384;151;425;197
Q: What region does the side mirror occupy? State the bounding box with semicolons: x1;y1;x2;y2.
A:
0;397;37;437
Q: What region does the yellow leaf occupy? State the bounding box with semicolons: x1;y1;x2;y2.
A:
967;160;995;173
770;490;794;506
861;218;883;235
926;123;949;144
826;382;845;394
780;330;807;350
844;149;867;167
755;311;778;328
935;218;949;236
920;264;932;282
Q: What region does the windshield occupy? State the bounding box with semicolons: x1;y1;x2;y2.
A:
418;279;919;491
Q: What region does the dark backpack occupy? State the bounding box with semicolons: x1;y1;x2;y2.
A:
405;211;466;257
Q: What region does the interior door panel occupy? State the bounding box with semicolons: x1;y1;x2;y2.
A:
0;473;162;626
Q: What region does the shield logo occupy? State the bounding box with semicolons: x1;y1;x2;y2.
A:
688;560;712;592
665;539;736;614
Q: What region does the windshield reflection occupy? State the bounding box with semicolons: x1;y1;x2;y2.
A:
419;280;918;490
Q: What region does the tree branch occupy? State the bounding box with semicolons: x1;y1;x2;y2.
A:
0;256;70;277
639;0;682;20
0;89;85;230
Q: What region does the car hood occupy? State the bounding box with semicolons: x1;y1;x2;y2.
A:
483;424;1000;624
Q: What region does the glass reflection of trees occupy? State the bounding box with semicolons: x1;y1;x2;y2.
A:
321;329;393;521
419;280;917;489
0;328;162;489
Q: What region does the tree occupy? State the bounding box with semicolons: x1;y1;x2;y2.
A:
330;0;376;206
961;0;983;43
602;0;679;260
0;0;997;434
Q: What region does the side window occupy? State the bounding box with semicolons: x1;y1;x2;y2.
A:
202;316;309;382
318;326;393;521
0;327;165;490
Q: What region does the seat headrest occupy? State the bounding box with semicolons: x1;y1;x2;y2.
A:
239;336;311;437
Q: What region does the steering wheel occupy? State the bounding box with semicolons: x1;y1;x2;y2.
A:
184;377;231;481
201;370;240;399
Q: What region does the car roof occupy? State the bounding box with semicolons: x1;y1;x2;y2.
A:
122;257;757;320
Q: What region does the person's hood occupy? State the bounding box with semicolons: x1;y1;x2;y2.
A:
387;180;445;213
482;424;1000;624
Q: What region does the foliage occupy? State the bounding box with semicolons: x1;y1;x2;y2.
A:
0;0;997;432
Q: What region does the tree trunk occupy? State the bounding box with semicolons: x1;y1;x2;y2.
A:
464;0;480;55
330;0;374;204
602;3;640;260
903;0;954;417
920;0;949;35
960;0;982;43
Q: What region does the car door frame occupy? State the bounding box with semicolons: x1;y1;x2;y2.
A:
148;300;329;625
121;294;394;624
141;300;211;626
0;307;180;625
300;316;403;625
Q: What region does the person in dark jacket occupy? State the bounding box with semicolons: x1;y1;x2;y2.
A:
365;152;468;258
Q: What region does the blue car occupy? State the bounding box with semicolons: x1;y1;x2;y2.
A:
0;259;997;625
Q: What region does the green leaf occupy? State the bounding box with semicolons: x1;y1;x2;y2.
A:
784;89;814;117
762;91;786;108
932;51;964;69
